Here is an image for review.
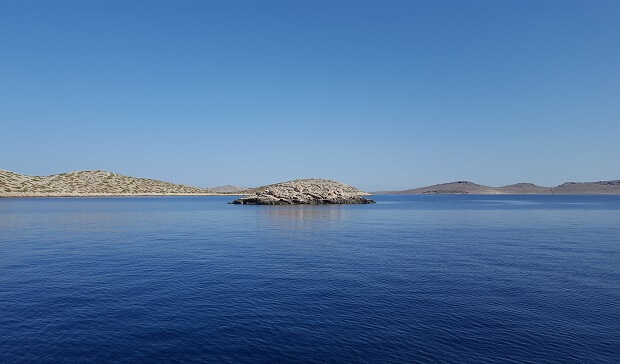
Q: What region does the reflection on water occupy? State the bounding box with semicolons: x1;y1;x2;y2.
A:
259;205;344;220
255;205;347;230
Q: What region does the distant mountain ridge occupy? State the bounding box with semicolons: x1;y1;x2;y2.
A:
0;169;213;197
377;180;620;195
208;185;249;193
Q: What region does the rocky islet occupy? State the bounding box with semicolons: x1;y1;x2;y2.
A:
230;178;375;205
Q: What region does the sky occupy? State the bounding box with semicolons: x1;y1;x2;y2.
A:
1;0;619;190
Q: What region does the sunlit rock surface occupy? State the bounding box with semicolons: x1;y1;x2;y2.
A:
231;178;375;205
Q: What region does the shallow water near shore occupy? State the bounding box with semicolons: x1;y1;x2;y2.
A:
1;195;619;363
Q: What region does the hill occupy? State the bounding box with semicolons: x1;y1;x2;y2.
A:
497;183;552;194
0;169;213;197
377;180;620;195
552;180;620;194
208;185;249;193
231;178;374;205
376;181;500;195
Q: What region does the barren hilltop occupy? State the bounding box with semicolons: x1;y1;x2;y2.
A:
0;169;212;197
377;180;620;195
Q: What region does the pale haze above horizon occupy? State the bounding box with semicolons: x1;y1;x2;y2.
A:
2;1;619;191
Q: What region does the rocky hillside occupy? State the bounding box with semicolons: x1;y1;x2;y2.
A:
0;169;212;197
231;178;375;205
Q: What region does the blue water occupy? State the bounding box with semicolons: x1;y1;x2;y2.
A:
1;195;619;363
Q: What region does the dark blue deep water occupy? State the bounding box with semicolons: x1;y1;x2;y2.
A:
1;195;619;363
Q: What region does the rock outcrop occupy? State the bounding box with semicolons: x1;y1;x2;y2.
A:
230;178;375;205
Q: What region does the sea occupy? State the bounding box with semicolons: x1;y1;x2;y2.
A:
0;195;618;363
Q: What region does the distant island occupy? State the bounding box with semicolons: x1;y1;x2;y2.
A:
376;180;620;195
230;178;375;205
208;185;249;193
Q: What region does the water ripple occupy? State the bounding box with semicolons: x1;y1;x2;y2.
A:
1;195;619;363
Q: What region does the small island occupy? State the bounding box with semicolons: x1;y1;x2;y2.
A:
230;178;375;205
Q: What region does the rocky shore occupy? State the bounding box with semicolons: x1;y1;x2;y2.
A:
230;178;375;205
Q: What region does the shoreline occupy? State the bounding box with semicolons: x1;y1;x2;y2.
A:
0;193;242;198
4;192;620;199
3;169;619;198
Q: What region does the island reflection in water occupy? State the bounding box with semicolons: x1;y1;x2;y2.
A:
254;205;347;229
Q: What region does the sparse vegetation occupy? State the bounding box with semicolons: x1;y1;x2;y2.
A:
0;169;214;197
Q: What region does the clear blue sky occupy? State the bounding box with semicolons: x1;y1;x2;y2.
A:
1;0;618;190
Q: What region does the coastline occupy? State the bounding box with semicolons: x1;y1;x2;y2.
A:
3;169;620;198
0;192;239;198
5;192;620;199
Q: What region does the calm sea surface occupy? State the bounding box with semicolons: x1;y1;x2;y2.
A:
0;195;619;363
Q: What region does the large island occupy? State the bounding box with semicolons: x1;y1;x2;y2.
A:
0;169;214;197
